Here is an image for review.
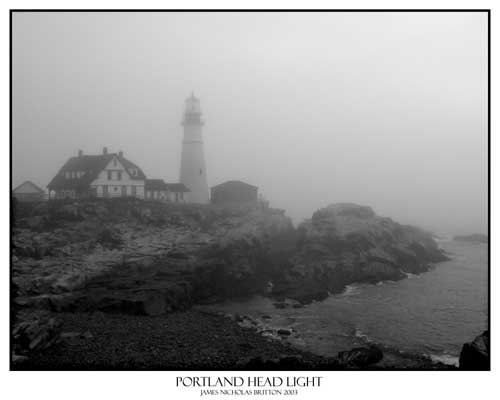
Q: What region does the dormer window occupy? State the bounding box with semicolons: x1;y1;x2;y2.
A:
65;171;70;179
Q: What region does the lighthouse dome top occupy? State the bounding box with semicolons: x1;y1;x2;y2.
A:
184;92;202;115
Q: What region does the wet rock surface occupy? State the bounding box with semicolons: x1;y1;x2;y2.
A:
337;345;383;367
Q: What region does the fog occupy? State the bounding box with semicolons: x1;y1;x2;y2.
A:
12;12;488;235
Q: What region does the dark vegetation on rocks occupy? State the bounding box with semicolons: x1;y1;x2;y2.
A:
12;198;452;369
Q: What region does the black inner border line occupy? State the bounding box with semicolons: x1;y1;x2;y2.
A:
9;8;491;372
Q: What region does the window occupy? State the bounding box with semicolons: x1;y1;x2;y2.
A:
108;171;112;180
180;192;183;200
117;171;122;181
65;171;70;179
200;169;203;175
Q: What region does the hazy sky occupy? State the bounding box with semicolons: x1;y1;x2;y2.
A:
12;12;488;234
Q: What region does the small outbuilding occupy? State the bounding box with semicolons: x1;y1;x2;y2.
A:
145;179;190;203
12;181;45;202
210;180;258;205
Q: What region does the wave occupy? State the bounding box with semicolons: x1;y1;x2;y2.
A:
429;352;459;367
376;279;398;286
354;328;374;343
353;328;459;367
340;284;361;297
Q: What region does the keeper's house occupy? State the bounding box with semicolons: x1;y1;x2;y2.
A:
47;148;147;199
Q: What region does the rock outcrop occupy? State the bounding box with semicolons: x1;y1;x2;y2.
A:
12;198;295;316
272;203;448;302
459;331;489;370
12;200;448;315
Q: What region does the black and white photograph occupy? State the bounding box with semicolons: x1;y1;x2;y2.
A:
9;8;489;377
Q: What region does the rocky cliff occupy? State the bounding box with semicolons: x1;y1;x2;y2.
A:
12;200;448;316
270;203;449;302
12;198;295;317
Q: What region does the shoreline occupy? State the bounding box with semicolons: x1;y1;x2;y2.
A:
13;307;453;370
13;309;331;370
197;298;456;370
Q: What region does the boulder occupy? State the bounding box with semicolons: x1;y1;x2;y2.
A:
337;345;383;367
459;331;489;370
13;315;62;355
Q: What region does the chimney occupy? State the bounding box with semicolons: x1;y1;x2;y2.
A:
103;147;108;155
118;150;123;158
78;149;83;157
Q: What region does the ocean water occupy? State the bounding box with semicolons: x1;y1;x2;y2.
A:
201;240;488;366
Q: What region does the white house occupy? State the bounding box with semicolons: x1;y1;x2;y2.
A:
47;148;147;199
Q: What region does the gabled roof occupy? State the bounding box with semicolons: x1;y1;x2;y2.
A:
47;153;146;191
145;179;190;193
13;180;45;194
211;180;258;190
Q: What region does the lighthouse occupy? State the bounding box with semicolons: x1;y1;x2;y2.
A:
179;93;210;204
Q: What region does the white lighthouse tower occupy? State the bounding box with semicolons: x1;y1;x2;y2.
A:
179;93;209;204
